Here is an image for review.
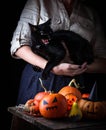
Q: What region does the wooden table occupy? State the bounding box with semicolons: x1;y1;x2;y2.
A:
8;106;106;130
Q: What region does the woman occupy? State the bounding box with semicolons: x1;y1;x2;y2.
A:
10;0;106;105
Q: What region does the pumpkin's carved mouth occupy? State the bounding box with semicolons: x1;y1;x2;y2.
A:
46;106;57;110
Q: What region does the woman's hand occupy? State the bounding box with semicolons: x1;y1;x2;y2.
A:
52;62;87;77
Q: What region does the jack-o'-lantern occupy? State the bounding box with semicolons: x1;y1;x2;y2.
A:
24;99;40;115
78;99;106;120
24;99;34;112
78;82;106;120
66;93;77;111
59;79;82;112
39;93;68;118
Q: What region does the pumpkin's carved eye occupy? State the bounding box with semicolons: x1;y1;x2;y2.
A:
52;97;57;103
87;105;90;108
72;98;75;101
43;97;58;105
43;100;48;105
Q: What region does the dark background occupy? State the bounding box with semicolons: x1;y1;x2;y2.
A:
1;0;26;129
1;0;106;130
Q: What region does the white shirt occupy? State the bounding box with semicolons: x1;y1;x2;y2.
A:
10;0;106;58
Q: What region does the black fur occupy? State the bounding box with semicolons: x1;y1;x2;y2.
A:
29;19;94;79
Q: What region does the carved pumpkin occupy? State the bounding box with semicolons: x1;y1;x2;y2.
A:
24;99;34;112
24;99;40;115
78;99;106;120
78;82;106;120
39;93;68;118
66;93;77;112
29;99;40;114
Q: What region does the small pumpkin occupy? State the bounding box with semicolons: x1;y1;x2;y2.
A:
66;93;77;111
39;93;68;118
29;99;40;114
24;99;40;115
34;78;50;102
24;78;50;116
24;99;34;112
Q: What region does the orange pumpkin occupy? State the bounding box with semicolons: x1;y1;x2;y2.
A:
29;99;40;114
34;91;50;102
34;78;50;102
59;79;82;100
82;93;90;98
24;99;34;112
66;94;77;111
24;99;40;115
39;93;68;118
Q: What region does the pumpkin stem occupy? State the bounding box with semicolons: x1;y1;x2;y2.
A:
39;78;47;92
68;79;80;88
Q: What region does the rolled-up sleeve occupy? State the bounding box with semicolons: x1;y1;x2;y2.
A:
10;22;31;58
10;0;40;58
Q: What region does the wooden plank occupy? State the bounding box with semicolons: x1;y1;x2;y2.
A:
8;106;106;130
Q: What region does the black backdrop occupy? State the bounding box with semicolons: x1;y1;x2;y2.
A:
1;0;26;129
1;0;106;130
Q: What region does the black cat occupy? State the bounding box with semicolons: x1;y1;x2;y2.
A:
29;19;94;79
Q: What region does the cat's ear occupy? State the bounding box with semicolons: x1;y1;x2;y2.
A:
28;23;37;31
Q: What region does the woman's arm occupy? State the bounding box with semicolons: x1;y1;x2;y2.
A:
15;46;106;77
86;58;106;73
15;45;88;77
52;58;106;76
15;45;48;69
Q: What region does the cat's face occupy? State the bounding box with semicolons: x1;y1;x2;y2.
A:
29;19;53;44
